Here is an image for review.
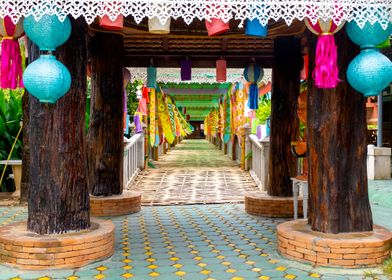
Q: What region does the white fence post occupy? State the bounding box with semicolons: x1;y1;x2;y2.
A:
123;133;144;189
249;135;270;191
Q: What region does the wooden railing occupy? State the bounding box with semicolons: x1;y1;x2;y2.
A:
249;134;270;191
123;133;144;188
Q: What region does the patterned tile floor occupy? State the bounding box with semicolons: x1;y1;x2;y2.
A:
0;203;389;280
128;140;258;205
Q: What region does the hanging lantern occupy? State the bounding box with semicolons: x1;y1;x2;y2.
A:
346;22;391;48
23;55;71;103
245;19;268;37
99;15;124;31
216;59;227;82
180;59;192;81
346;21;392;97
347;49;392;97
148;17;171;34
23;15;72;103
205;18;229;36
244;63;264;110
23;15;71;51
0;16;24;89
147;66;157;89
305;18;344;89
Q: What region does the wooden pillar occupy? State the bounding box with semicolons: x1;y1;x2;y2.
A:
87;32;124;196
21;40;39;203
224;143;228;154
268;36;302;197
27;18;90;234
153;147;159;161
307;31;373;233
241;132;246;170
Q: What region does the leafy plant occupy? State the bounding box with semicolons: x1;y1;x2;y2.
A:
0;89;23;192
126;80;142;117
255;95;271;125
383;257;392;277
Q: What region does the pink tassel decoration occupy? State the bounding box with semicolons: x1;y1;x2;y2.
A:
305;19;344;89
0;16;24;89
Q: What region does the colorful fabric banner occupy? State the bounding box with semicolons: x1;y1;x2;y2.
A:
157;89;175;144
223;85;232;144
149;88;156;147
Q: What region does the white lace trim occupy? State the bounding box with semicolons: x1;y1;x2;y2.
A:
1;0;391;29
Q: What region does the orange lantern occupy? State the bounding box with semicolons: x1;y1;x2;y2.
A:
99;15;124;31
216;59;227;82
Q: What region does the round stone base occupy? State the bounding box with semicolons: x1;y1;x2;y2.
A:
0;218;114;270
245;192;303;218
90;191;141;217
277;220;392;268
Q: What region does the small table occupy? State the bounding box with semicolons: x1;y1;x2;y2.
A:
0;160;22;197
291;176;308;219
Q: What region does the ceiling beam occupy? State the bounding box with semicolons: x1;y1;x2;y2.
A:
174;101;219;107
164;88;227;95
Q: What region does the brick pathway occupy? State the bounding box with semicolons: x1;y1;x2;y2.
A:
128;139;258;205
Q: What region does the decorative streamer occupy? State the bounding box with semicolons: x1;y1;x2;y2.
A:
149;88;156;147
243;63;263;109
223;85;232;144
157;89;175;144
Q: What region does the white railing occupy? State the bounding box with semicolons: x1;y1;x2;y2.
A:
123;133;144;188
249;134;270;191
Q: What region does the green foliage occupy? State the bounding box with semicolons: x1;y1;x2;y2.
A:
126;80;142;117
255;95;271;125
383;257;392;277
0;89;23;192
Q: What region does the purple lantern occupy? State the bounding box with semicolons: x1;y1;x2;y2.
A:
181;59;192;81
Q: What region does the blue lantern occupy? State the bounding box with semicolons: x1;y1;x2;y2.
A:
244;63;264;109
23;15;72;51
245;19;268;37
147;66;157;89
346;21;392;48
23;55;71;103
347;49;392;97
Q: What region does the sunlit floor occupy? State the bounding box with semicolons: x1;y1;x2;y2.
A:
129;140;258;205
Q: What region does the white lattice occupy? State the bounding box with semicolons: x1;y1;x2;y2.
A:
0;0;391;29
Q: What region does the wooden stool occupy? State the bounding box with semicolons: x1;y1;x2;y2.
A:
291;176;308;219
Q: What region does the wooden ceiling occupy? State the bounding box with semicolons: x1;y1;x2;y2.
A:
90;17;305;68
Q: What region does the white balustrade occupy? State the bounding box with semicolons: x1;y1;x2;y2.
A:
123;133;144;189
249;135;270;191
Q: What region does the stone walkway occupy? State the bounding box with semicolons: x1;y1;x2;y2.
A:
128;140;258;205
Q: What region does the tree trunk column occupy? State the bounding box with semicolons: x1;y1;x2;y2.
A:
27;18;90;234
88;32;124;196
268;37;302;197
307;31;373;233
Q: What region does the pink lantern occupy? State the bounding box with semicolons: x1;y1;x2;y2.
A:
99;15;124;31
205;18;229;36
0;16;24;89
305;18;344;88
216;59;227;82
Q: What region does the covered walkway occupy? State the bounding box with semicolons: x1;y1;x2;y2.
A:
128;139;258;205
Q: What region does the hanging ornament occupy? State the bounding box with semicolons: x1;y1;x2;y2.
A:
245;19;268;37
148;17;171;34
23;15;71;51
216;59;227;82
23;15;72;103
99;15;124;31
23;55;71;103
0;16;24;89
244;63;264;110
180;58;192;81
147;66;157;89
205;18;229;36
305;18;344;89
346;21;392;97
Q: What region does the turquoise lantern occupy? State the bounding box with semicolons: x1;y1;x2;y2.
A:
244;63;263;110
147;66;157;89
245;19;268;37
23;15;72;103
23;55;71;103
23;15;71;51
346;21;392;97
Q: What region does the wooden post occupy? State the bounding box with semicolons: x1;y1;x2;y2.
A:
241;131;246;170
307;31;373;233
268;36;302;197
87;32;124;196
224;143;228;154
27;18;90;234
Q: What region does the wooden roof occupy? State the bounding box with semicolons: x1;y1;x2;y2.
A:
91;18;305;68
